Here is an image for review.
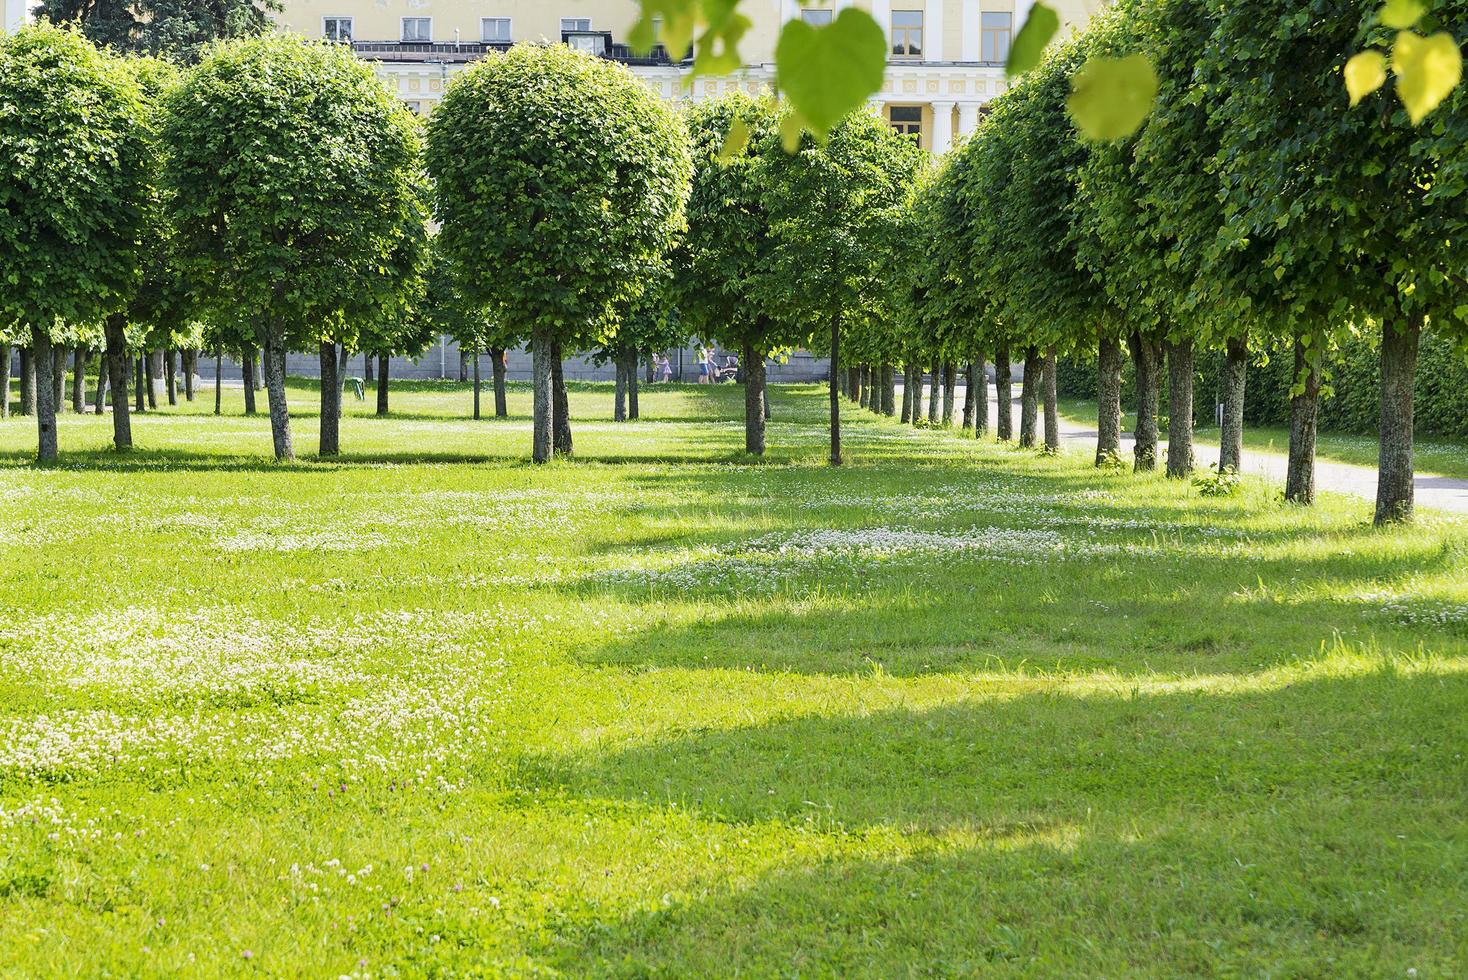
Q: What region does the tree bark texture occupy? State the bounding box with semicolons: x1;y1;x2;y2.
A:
1019;347;1040;448
613;358;627;422
1165;337;1195;479
995;345;1012;441
71;346;86;413
51;345;66;414
1375;312;1421;524
1096;335;1123;466
32;329;57;461
491;347;507;417
134;356;145;413
743;340;766;455
214;349;223;416
263;325;295;462
364;352;374;383
0;343;9;419
165;348;178;406
628;355;639;419
242;347;258;415
1284;337;1320;505
829;311;842;466
318;341;340;457
927;361;941;423
104;315;131;450
1131;331;1161;472
962;361;977;431
184;349;196;401
376;355;390;417
1220;336;1248;473
900;363;913;423
19;347;35;417
1043;346;1060;453
942;362;957;426
531;329;552;464
472;348;482;420
551;340;571;457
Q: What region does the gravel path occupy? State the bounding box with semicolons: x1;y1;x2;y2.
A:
897;383;1468;515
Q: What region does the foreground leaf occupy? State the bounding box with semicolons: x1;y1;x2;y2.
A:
1067;53;1159;140
1393;30;1463;123
775;8;886;138
1345;50;1388;105
1006;3;1060;78
1380;0;1427;30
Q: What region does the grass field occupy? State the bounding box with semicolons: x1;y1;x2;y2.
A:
1;380;1465;976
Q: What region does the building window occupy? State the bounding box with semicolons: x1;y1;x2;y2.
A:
891;10;923;58
323;17;352;42
800;7;834;26
402;17;431;42
889;105;922;142
560;17;591;32
981;12;1012;63
482;18;511;42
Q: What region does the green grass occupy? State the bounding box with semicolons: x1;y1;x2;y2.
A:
2;381;1466;976
1059;396;1468;480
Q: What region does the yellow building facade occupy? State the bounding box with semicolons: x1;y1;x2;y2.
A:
273;0;1106;152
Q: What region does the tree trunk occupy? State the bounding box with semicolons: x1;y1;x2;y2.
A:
614;357;628;422
973;354;989;436
763;382;771;422
1284;337;1320;505
253;351;265;391
531;328;552;464
900;363;913;423
318;340;340;457
1220;336;1247;473
338;345;350;381
628;355;640;419
1131;331;1160;472
1043;346;1060;453
742;340;767;455
0;343;9;419
1375;312;1421;524
551;340;571;457
51;345;66;414
962;362;977;431
1096;334;1123;466
376;355;390;417
923;361;938;423
147;349;160;409
364;351;374;383
942;362;957;426
995;345;1012;441
1165;336;1194;479
32;329;58;461
214;349;223;416
491;347;507;417
71;346;86;413
472;347;482;420
847;365;860;404
184;349;196;402
458;350;469;383
859;365;871;409
262;324;295;462
94;354;106;416
242;347;258;415
104;314;132;450
134;356;145;413
19;347;35;417
165;349;178;406
829;310;842;466
1019;347;1040;448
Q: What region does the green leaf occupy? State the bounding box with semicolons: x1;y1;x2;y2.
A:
1006;3;1060;78
1066;54;1159;141
1380;0;1427;30
716;115;751;162
1393;30;1463;123
775;8;886;139
1345;50;1388;105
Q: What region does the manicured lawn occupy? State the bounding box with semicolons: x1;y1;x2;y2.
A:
1060;396;1468;480
1;381;1465;976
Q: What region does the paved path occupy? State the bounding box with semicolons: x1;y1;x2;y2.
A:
896;383;1468;515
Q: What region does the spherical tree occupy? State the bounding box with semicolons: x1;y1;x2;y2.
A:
164;33;426;461
426;44;691;464
0;23;147;461
676;92;792;454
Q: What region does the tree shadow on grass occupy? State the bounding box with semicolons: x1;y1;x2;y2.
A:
525;668;1468;974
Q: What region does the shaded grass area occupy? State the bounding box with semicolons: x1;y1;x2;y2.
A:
0;382;1465;975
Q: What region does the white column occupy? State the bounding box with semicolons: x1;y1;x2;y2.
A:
930;100;955;154
925;0;945;62
957;101;980;138
871;0;891;46
961;0;980;61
